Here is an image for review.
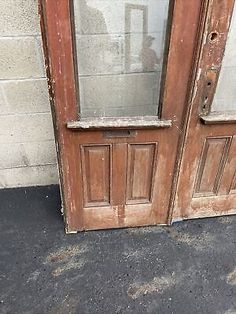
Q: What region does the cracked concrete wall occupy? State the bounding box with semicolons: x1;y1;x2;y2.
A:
0;0;58;188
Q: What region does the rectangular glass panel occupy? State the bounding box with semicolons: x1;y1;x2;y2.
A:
73;0;170;118
211;3;236;112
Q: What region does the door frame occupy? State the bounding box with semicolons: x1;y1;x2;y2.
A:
39;0;207;232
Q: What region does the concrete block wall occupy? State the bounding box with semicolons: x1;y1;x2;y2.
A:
0;0;58;188
0;0;170;188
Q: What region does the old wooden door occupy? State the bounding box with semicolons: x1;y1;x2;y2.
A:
41;0;228;232
40;0;202;232
173;0;236;222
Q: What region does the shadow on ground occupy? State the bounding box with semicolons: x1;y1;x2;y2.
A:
0;186;236;314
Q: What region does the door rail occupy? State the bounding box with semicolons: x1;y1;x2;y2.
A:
67;117;172;130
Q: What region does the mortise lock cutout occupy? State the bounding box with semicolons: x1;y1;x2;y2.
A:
201;78;214;114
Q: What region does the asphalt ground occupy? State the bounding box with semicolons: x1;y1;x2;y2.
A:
0;185;236;314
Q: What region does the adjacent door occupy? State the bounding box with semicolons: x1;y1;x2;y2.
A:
173;0;236;221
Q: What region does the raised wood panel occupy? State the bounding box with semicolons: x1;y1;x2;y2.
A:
218;136;236;195
81;145;111;207
231;173;236;193
126;143;157;204
194;137;231;197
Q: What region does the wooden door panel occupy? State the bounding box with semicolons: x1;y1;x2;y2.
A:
178;135;236;220
123;143;158;228
73;131;178;230
81;145;111;207
231;176;236;192
188;135;236;218
126;143;157;204
194;137;231;197
218;136;236;195
80;144;118;230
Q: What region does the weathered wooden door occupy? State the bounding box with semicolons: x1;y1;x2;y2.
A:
173;0;236;222
40;0;236;232
40;0;203;232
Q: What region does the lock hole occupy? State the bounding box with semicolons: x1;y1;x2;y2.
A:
209;32;218;42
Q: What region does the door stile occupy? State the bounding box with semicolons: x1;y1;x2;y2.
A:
161;0;207;223
40;0;84;232
112;143;128;228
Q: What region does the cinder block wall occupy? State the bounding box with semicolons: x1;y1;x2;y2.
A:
0;0;58;188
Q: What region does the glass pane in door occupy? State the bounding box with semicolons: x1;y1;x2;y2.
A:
211;3;236;112
73;0;170;117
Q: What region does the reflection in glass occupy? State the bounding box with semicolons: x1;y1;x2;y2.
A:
73;0;170;117
212;4;236;112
